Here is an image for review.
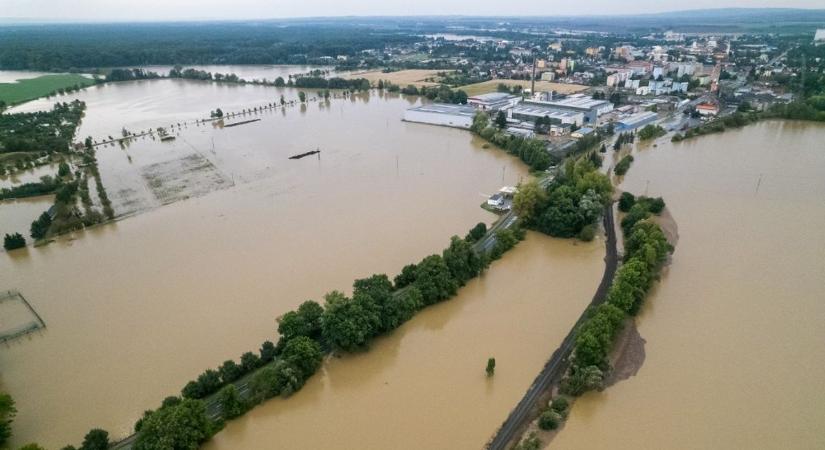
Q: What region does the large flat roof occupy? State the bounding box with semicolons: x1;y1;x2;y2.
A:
510;104;581;119
407;103;477;117
468;92;519;102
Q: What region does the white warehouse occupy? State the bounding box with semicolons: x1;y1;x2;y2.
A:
403;104;477;129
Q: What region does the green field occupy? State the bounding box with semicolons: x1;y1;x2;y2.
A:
0;74;95;105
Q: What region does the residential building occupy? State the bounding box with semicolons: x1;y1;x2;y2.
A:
696;103;720;116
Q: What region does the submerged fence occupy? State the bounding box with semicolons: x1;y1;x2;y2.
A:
0;290;46;343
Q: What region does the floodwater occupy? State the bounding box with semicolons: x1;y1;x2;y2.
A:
554;121;825;449
135;65;328;82
0;78;607;448
204;232;604;450
0;196;53;241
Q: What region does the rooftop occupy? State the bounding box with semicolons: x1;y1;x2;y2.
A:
407;103;477;117
468;92;518;102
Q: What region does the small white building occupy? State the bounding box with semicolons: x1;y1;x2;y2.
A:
487;193;505;208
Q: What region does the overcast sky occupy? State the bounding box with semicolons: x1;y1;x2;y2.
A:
1;0;823;21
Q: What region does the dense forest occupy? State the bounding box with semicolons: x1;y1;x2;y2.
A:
0;22;417;71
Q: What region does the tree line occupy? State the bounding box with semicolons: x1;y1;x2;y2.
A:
560;200;672;397
469;112;556;171
61;220;526;449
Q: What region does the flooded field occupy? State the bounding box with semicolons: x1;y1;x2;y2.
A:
553;121;825;449
204;232;604;450
135;64;328;82
0;196;54;240
0;77;608;448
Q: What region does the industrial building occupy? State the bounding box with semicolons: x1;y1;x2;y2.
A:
616;111;658;131
467;92;521;111
520;94;613;124
403;104;477;129
508;101;584;126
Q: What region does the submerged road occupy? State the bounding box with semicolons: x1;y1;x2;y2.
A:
486;203;618;450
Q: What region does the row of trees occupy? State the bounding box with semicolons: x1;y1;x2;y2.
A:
613;154;634;176
470;112;555;171
514;157;613;241
612;131;635;150
93;221;525;449
672;111;760;142
561;214;672;396
637;124;666;141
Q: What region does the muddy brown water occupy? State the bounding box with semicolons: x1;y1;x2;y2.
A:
553;121;825;449
0;78;607;448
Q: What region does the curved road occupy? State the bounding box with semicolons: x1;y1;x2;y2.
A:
486;203;618;450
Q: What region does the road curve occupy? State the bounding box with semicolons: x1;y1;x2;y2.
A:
486;203;618;450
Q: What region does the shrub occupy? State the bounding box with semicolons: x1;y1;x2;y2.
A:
538;409;562;430
550;396;569;413
3;233;25;250
578;224;596;242
618;192;636;212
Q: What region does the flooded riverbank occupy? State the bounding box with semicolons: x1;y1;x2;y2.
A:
553;120;825;449
204;232;605;450
0;79;551;447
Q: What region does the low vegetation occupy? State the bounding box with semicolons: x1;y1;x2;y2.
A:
0;74;95;106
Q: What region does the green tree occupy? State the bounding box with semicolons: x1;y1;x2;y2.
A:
495;111;508;129
259;340;277;363
442;236;482;285
218;360;243;384
79;428;109;450
298;92;306;103
393;263;418;288
321;291;376;351
274;77;285;87
380;286;423;330
216;385;245;420
465;222;487;243
538;409;562;430
3;233;25;250
486;357;496;376
0;393;16;447
281;336;323;379
512;180;547;224
134;399;213;450
278;300;324;343
560;365;604;396
413;254;458;305
618;192;636;212
248;366;280;402
240;351;261;372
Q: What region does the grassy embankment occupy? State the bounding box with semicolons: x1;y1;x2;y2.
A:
0;74;95;106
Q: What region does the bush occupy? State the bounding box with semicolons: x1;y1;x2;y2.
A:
618;192;636;212
465;222;487;243
578;224;596;242
550;396;569;413
538;409;562;430
3;233;25;250
614;155;634;176
134;399;214;450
